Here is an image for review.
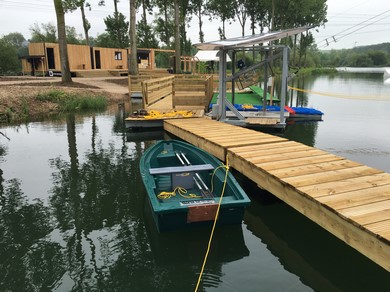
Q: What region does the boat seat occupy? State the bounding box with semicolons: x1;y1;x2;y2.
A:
149;164;214;175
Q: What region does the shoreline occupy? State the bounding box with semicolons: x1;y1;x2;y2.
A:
0;77;128;123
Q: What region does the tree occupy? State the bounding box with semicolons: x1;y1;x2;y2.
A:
154;0;174;48
137;0;159;48
137;21;159;48
53;0;72;82
0;38;20;75
63;0;92;45
189;0;205;43
233;0;249;36
174;0;181;73
368;51;387;66
2;32;28;59
104;12;130;48
30;23;57;43
129;0;138;75
207;0;235;39
30;22;82;44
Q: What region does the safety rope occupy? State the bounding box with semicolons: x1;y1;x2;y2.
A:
194;155;230;292
157;186;202;199
288;86;390;101
143;110;193;119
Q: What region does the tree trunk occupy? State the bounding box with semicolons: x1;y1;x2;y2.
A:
174;0;181;73
80;4;89;46
129;0;138;75
198;7;204;43
163;3;170;47
53;0;72;83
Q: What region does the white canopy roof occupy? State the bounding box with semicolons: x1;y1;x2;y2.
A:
194;26;314;51
194;50;231;62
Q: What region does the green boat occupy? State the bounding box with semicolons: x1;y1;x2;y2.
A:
140;140;251;232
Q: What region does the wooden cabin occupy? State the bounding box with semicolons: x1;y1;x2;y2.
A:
20;42;177;76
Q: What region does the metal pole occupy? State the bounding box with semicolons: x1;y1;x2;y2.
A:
262;49;268;115
280;46;289;125
218;49;227;120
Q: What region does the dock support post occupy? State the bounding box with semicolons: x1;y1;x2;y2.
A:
280;46;289;125
218;49;227;120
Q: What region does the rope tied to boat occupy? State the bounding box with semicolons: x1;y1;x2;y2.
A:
157;186;202;199
195;155;230;292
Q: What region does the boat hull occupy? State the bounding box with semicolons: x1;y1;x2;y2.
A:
140;140;250;232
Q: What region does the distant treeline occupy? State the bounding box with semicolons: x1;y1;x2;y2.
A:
307;42;390;68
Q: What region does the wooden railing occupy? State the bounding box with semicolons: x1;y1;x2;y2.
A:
128;74;170;98
173;76;214;110
142;76;174;107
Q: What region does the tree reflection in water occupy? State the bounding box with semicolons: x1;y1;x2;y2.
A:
0;178;61;291
0;112;156;291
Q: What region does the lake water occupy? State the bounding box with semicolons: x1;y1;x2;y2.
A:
1;73;390;291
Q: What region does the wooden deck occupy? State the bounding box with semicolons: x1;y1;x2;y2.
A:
163;117;390;272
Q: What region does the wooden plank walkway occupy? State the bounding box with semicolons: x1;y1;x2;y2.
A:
164;118;390;272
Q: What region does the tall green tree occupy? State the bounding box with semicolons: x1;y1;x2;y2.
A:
104;12;129;48
53;0;72;82
137;0;159;48
2;32;28;58
207;0;235;39
154;0;174;48
30;23;57;43
30;22;81;44
0;37;20;74
189;0;205;43
63;0;92;45
98;0;129;48
233;0;249;36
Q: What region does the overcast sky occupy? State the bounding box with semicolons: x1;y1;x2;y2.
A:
0;0;389;50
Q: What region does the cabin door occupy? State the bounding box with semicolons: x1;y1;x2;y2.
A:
95;50;101;69
46;48;55;69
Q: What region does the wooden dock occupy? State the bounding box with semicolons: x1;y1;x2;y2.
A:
164;118;390;272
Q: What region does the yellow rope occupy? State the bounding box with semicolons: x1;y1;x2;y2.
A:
143;110;194;119
288;86;390;101
242;104;255;109
157;186;202;199
194;155;230;292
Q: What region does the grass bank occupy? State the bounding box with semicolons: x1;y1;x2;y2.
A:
0;88;109;123
36;90;108;112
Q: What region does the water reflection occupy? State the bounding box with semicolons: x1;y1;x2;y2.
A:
0;178;57;291
0;118;248;291
242;181;390;291
2;72;390;291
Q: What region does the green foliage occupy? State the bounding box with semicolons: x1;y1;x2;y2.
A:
30;23;57;43
312;43;390;67
0;38;20;75
36;90;108;112
29;22;82;44
104;12;129;48
137;20;159;48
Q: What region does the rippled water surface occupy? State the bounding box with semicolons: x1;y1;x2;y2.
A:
1;73;390;291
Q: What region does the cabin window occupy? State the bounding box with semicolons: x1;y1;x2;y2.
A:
115;51;122;60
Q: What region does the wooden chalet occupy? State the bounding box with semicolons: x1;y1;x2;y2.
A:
20;42;176;77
